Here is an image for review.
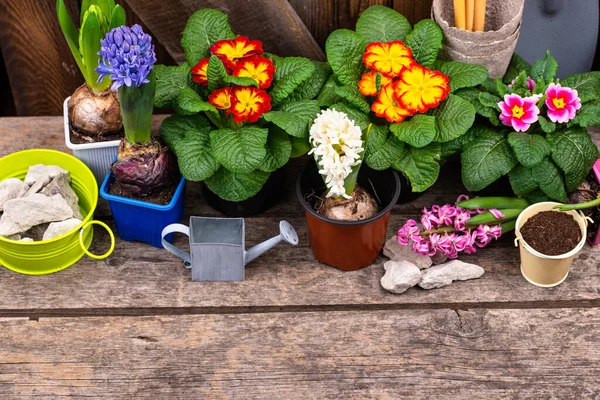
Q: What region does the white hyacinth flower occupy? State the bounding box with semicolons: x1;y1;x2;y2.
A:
308;109;364;199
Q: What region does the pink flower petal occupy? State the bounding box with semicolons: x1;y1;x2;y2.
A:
489;209;504;219
499;114;512;127
511;118;531;132
498;101;513;116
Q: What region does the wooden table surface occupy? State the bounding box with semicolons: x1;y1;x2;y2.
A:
0;117;599;399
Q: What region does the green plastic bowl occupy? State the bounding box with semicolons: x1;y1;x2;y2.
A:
0;149;114;275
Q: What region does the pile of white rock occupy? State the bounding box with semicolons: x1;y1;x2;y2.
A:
380;236;485;294
0;165;83;242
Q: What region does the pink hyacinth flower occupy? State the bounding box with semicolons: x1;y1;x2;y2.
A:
420;208;440;231
545;83;581;124
509;76;536;92
412;235;434;256
489;209;505;219
398;219;419;245
453;210;471;232
498;94;540;132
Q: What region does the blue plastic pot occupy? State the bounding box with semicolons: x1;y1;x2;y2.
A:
100;173;186;248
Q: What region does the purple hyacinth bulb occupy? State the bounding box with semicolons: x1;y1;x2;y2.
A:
96;24;157;90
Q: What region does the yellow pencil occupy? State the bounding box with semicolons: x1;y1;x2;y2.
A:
453;0;466;30
474;0;487;32
466;0;475;31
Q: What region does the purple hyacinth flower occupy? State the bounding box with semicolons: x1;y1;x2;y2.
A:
96;24;157;90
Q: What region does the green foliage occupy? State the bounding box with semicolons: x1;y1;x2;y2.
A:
325;29;366;87
335;85;371;114
154;9;323;201
531;157;566;202
181;9;235;66
503;53;532;84
440;62;488;92
355;5;411;44
404;20;443;69
390;115;436;148
57;0;125;91
430;94;476;142
531;50;558;83
507;132;550;168
394;143;441;192
560;72;600;103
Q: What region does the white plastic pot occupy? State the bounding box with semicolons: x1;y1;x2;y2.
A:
63;97;121;185
515;202;589;288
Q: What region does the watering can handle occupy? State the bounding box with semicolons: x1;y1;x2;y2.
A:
161;224;192;268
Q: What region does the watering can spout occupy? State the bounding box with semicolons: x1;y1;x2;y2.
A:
245;221;299;264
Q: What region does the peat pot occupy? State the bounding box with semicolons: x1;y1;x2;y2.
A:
515;202;588;287
100;172;186;248
202;168;285;217
64;97;121;185
297;161;401;271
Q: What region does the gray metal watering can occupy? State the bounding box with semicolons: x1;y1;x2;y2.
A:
161;217;299;281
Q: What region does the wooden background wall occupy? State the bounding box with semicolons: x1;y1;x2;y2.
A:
0;0;597;117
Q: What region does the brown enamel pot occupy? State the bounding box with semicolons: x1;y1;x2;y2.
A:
296;161;401;271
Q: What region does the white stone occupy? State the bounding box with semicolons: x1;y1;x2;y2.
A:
40;174;82;219
380;260;422;294
0;194;73;237
19;237;34;242
418;260;485;290
43;218;82;241
383;236;433;269
24;164;68;186
0;178;28;211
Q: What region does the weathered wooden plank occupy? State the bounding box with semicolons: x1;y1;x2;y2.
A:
392;0;435;25
123;0;325;62
0;118;599;313
0;308;599;398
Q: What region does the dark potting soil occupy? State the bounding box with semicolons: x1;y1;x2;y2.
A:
108;180;176;205
69;127;123;145
520;211;581;256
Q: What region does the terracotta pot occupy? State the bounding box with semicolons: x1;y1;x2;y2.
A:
296;161;401;271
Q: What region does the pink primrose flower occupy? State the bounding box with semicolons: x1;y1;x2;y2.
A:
545;83;581;124
498;94;540;132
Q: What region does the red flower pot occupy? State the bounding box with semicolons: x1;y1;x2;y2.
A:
296;161;401;271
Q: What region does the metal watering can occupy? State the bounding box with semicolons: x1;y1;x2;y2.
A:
161;217;299;281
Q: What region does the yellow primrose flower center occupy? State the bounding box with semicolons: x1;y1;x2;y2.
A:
552;97;565;109
511;105;524;118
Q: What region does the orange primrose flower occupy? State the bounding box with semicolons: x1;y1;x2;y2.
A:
191;58;209;86
208;87;232;110
233;56;275;89
393;64;450;113
357;71;393;97
230;86;272;123
371;83;414;123
363;41;414;78
210;36;264;70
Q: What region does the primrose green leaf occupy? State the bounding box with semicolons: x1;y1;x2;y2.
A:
525;188;551;203
496;78;510;97
461;128;518;191
325;29;366;87
207;55;227;92
260;127;292;173
478;92;502;110
159;113;212;149
440;125;482;158
454;88;500;126
270;57;315;106
154;63;194;109
508;165;539;197
283;61;332;104
482;78;500;95
560;72;600;103
572;104;600;127
538;115;556;133
109;4;126;29
222;75;258;87
547;127;600;192
204;168;271;202
210;126;268;174
335;85;371;114
392;143;441;192
431;94;476;143
503;53;532;84
507;132;550;168
173;129;220;182
317;74;344;107
364;124;404;171
531;50;558;83
181;9;235;66
263;100;320;138
390;114;436;148
177;87;218;115
532;157;567;202
330;103;370;131
440;61;488;92
404;20;443;69
355;5;411;44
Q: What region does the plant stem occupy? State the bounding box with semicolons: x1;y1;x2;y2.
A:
555;197;600;211
118;70;156;144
